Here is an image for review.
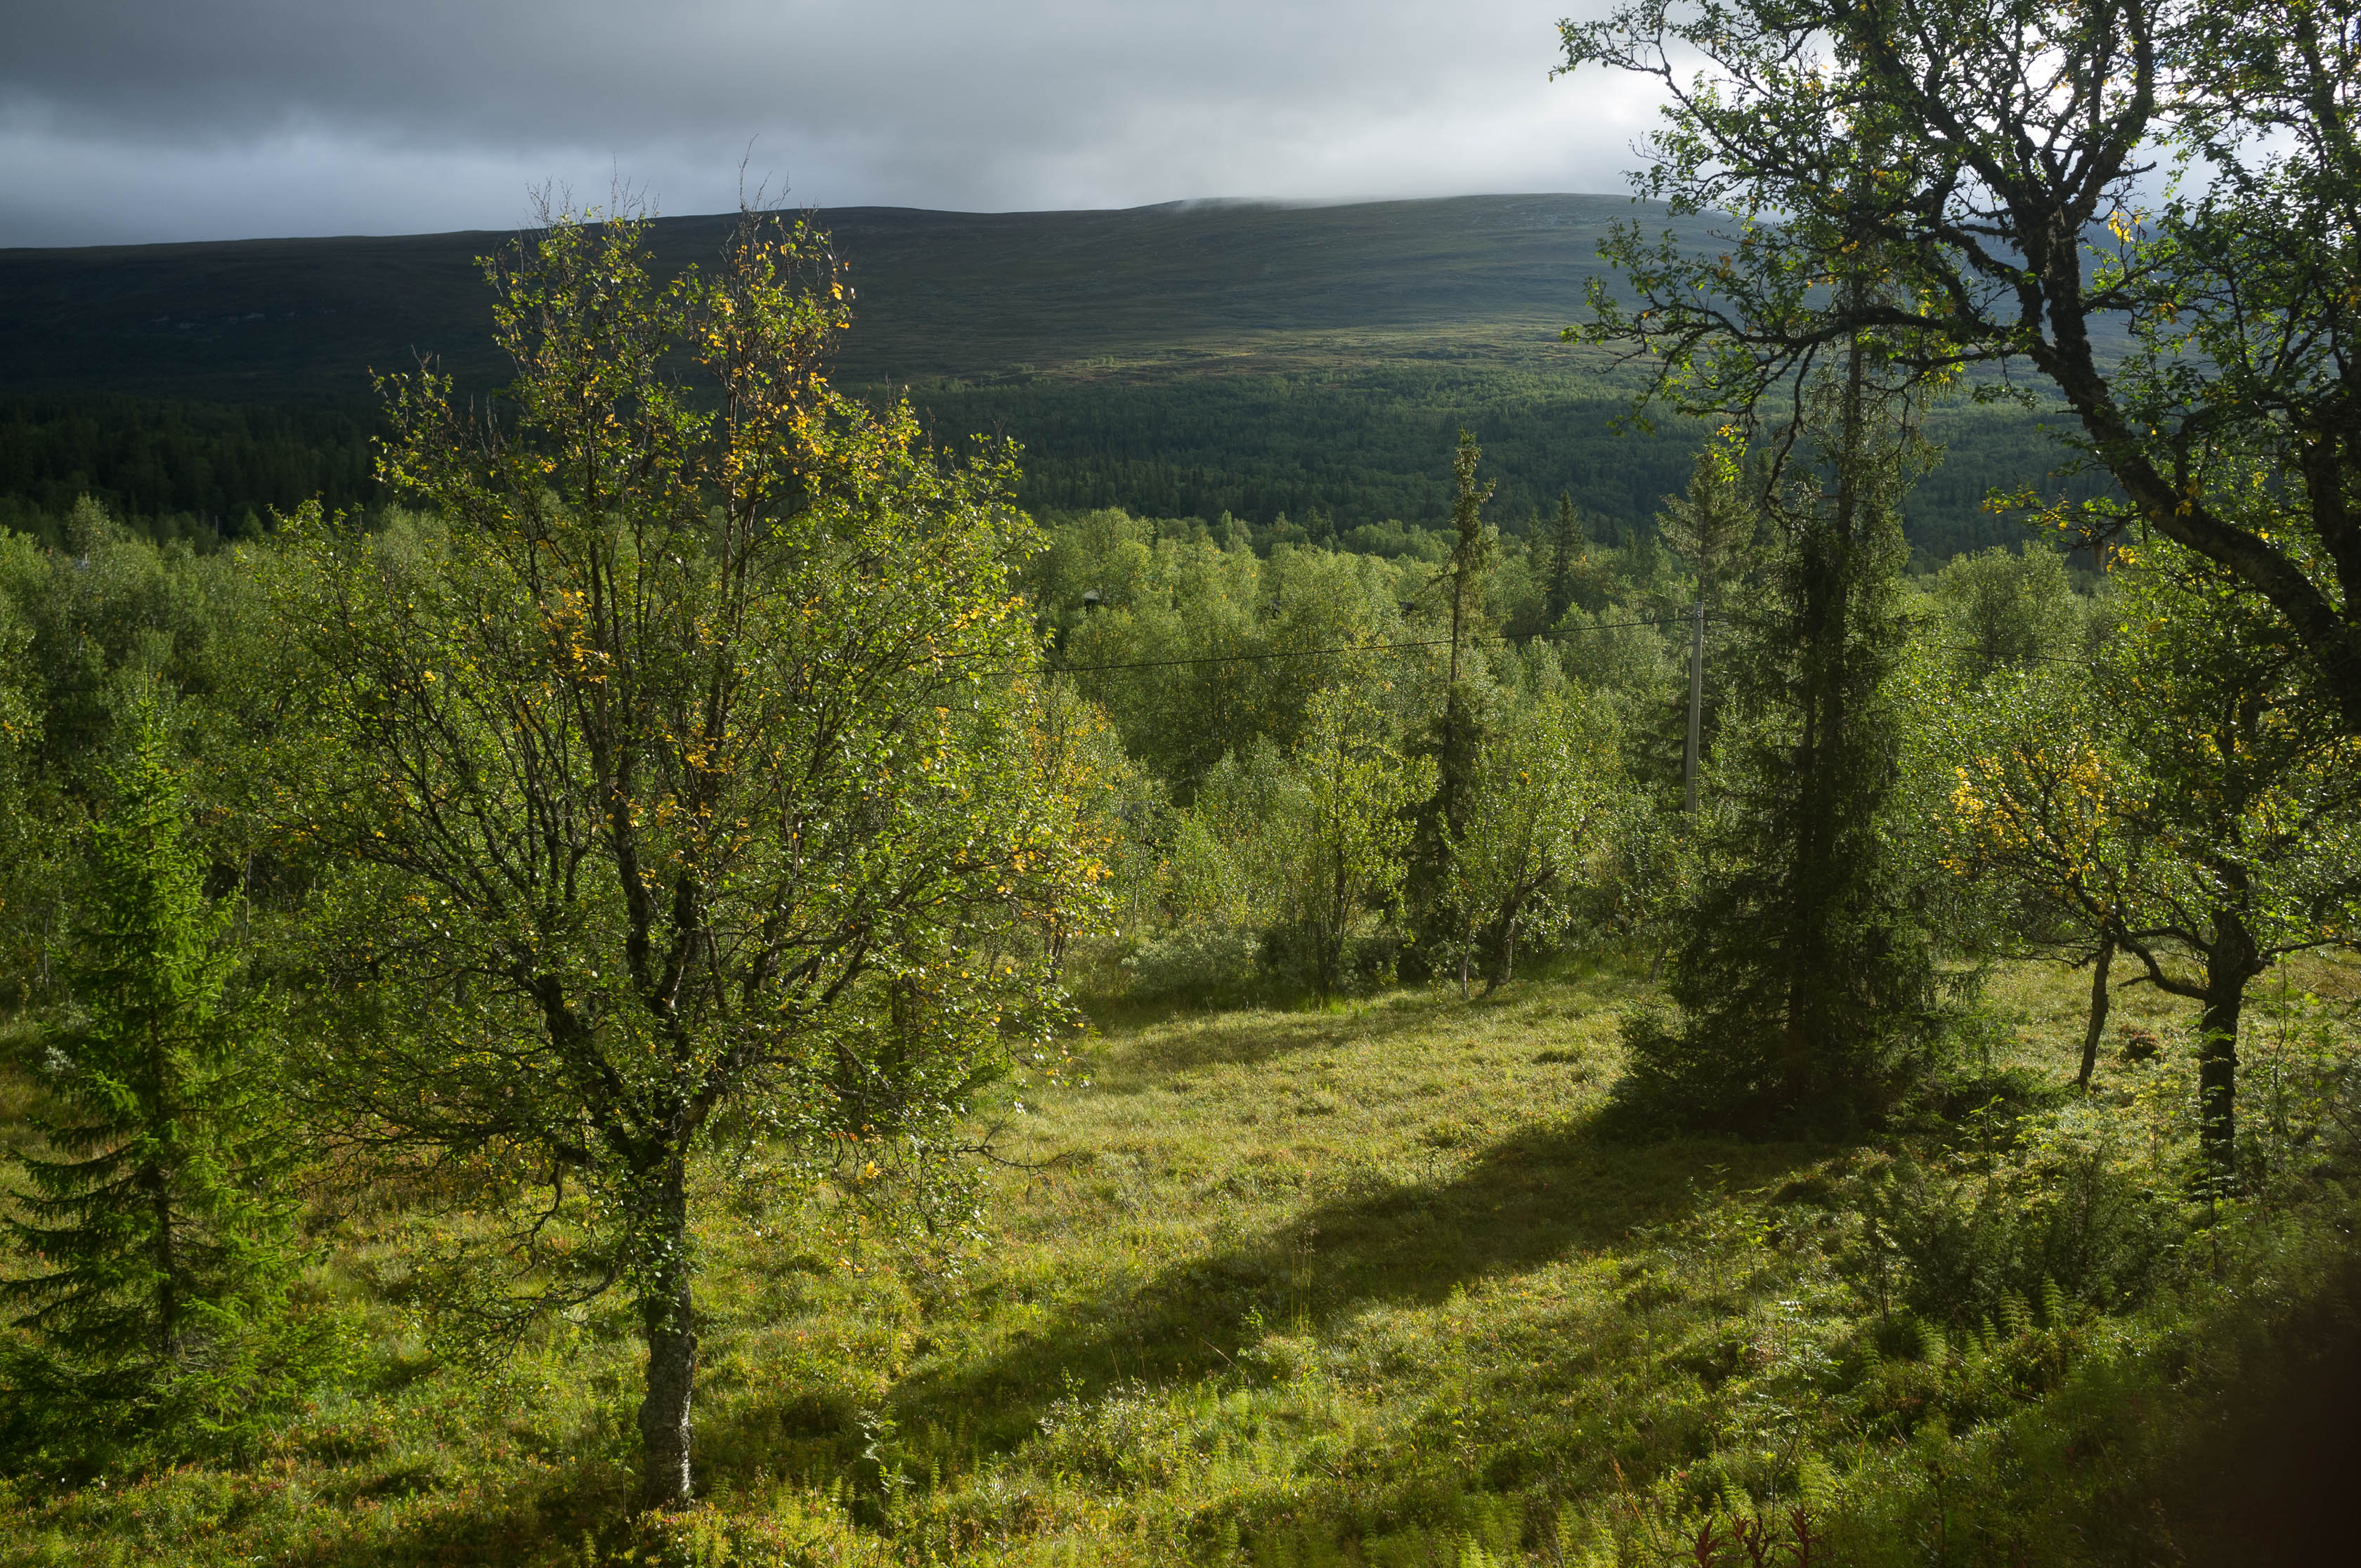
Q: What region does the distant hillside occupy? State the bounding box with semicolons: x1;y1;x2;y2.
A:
0;196;2094;557
0;196;1644;400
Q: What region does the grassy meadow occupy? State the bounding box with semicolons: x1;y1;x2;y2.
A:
6;953;2354;1567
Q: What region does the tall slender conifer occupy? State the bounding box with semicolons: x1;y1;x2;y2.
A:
4;700;290;1399
1621;161;1942;1126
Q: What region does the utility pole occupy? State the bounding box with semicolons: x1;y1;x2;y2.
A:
1684;599;1705;814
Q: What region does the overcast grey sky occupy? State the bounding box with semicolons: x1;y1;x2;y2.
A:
0;0;1657;248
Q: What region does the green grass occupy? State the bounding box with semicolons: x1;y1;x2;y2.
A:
3;955;2356;1566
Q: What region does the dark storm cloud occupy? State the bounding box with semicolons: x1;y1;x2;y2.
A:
0;0;1653;247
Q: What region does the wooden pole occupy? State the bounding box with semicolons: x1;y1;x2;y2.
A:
1684;599;1704;814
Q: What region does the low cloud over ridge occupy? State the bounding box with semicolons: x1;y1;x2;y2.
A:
0;0;1654;247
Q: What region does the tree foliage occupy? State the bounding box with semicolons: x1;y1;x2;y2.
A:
1927;546;2093;684
1940;542;2361;1166
1266;688;1434;1003
274;206;1104;1508
1439;686;1622;995
1558;0;2361;731
1039;511;1411;799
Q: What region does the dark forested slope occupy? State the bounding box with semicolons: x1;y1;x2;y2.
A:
0;195;2090;555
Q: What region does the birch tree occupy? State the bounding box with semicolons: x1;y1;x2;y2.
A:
277;206;1102;1510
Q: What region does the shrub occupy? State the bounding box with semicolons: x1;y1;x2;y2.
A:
1122;927;1266;1002
1844;1151;2175;1330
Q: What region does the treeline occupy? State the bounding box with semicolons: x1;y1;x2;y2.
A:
914;362;1707;542
906;366;2112;563
1023;479;2107;1025
0;370;2103;566
0;395;381;546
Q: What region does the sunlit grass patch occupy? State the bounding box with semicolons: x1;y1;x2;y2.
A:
1;956;2355;1564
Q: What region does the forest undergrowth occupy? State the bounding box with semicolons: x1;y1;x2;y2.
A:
4;952;2353;1568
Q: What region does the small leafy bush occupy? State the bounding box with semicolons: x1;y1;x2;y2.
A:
1121;926;1263;1002
1032;1378;1201;1492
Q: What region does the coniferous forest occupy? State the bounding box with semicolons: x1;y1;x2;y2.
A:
3;6;2360;1566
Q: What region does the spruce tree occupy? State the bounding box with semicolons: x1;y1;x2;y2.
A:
3;700;291;1404
1434;431;1497;839
1622;308;1942;1128
1657;447;1756;610
1544;491;1582;625
1405;434;1499;970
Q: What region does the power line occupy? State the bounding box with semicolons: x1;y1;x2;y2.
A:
1921;644;2095;667
968;604;2086;681
1892;614;2099;669
1035;610;1726;677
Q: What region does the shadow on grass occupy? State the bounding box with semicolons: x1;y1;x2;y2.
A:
280;1457;633;1568
1084;984;1604;1090
843;1114;1822;1457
